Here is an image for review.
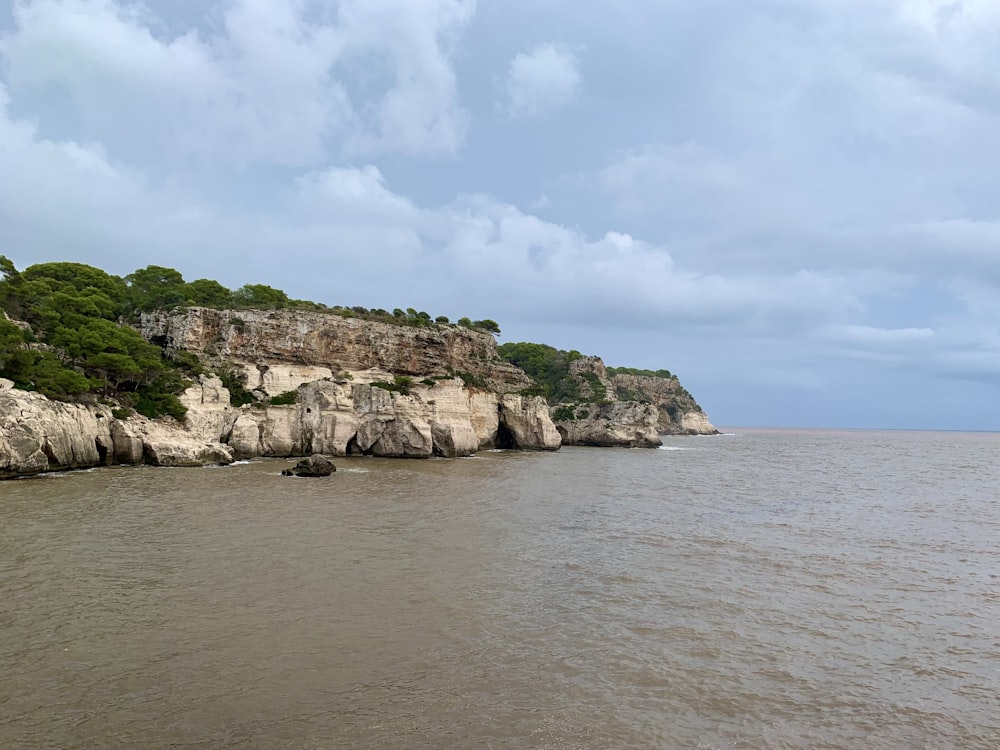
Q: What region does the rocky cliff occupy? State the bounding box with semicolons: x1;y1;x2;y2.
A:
0;377;234;479
551;356;718;447
140;308;532;393
0;371;560;478
1;306;716;477
0;307;564;478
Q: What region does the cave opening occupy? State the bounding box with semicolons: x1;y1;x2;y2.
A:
495;421;518;450
346;435;374;456
95;438;108;465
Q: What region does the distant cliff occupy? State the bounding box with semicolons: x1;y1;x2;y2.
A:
552;356;719;447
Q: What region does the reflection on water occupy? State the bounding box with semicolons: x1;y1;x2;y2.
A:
2;431;999;749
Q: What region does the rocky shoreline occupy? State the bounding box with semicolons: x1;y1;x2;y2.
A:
1;307;717;479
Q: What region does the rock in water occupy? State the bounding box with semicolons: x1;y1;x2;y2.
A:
283;453;336;477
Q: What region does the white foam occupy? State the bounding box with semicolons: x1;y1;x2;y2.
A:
658;446;692;451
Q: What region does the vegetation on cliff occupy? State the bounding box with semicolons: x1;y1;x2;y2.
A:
0;258;505;416
0;258;190;418
1;257;704;425
497;340;706;421
496;343;585;403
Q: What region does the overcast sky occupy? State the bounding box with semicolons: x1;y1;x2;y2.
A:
1;0;998;430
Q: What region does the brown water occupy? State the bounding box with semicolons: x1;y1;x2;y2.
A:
2;430;999;749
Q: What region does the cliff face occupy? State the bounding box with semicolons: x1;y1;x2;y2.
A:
0;377;235;478
223;378;558;459
552;356;718;446
0;373;560;478
0;304;563;477
140;308;532;393
138;307;560;459
1;306;716;477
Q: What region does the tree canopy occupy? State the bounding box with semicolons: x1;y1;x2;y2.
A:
496;342;584;403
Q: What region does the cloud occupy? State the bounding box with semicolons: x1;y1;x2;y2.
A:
504;42;580;118
2;0;1000;428
0;0;471;165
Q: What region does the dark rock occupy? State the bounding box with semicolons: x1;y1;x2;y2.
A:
285;453;336;477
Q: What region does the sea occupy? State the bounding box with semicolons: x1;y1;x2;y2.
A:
1;428;998;749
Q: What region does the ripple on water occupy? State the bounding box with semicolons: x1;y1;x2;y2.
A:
1;434;999;749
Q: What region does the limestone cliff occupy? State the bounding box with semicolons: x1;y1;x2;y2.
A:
0;371;559;478
224;377;558;459
139;307;559;458
551;356;718;447
140;308;532;393
0;304;563;477
1;305;716;477
0;377;234;478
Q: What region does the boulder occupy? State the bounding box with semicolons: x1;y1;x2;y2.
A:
282;453;335;477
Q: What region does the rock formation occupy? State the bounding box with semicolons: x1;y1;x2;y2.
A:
282;454;335;477
551;356;718;447
140;307;532;393
0;377;233;478
0;306;715;478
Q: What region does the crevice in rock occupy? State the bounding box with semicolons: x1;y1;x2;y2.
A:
41;439;59;467
346;435;372;456
495;421;518;450
95;437;109;465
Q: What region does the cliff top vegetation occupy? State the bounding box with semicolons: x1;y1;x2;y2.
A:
0;258;500;412
0;257;694;418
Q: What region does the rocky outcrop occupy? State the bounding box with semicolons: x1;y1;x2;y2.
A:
497;394;562;450
551;356;718;445
227;377;558;459
282;454;335;477
0;378;233;478
555;401;662;448
0;379;113;478
608;368;718;435
140;308;532;393
680;411;718;435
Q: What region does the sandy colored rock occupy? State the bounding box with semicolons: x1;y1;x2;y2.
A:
141;308;532;392
498;395;561;451
554;401;662;448
0;383;114;477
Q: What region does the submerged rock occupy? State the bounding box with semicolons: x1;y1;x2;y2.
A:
282;453;336;477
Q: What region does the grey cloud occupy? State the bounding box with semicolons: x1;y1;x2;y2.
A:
0;0;470;165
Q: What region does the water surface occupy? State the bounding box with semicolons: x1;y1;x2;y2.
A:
2;430;999;748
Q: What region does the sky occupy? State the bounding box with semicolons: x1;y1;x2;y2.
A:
1;0;998;430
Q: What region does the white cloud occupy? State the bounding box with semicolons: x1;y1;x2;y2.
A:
3;0;1000;428
0;0;471;165
504;42;580;119
599;142;747;217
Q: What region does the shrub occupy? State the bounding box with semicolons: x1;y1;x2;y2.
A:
553;405;577;422
269;390;298;406
216;365;255;407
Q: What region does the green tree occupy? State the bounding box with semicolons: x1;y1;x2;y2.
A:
473;319;501;335
233;283;289;309
497;342;583;403
184;278;233;309
125;265;187;313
